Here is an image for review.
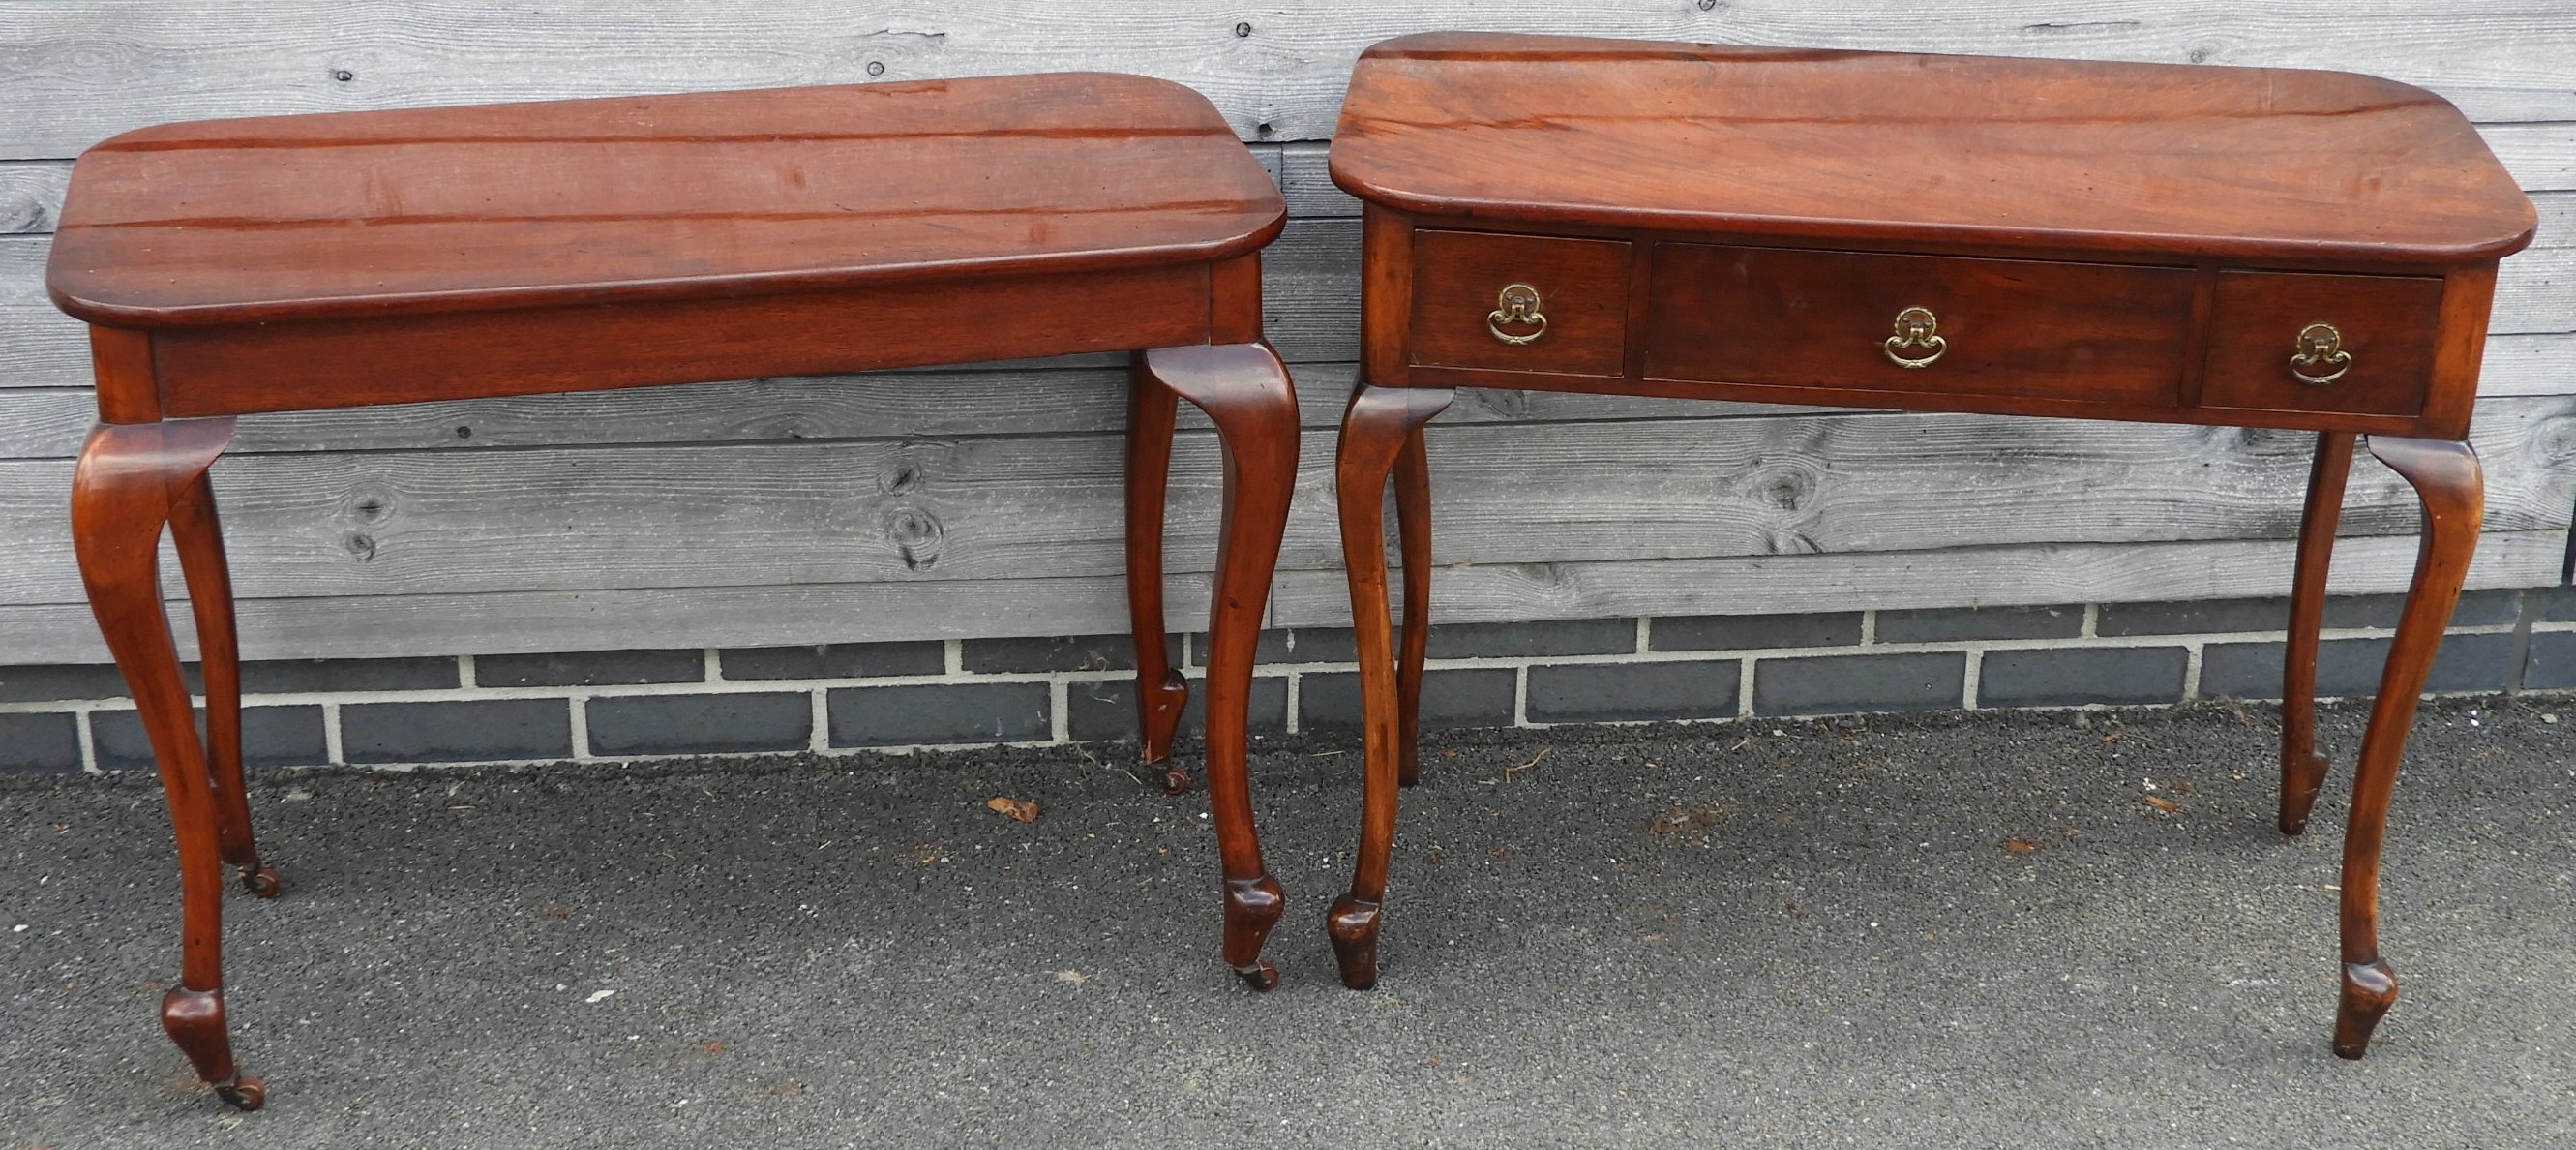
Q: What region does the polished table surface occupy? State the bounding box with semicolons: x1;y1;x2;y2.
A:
51;75;1282;326
51;73;1302;1110
1321;31;2533;1061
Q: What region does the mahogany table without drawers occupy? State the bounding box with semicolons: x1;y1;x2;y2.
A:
46;74;1303;1109
1323;32;2534;1058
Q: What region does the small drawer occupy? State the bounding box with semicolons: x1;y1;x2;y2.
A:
1643;244;2198;405
2199;271;2442;418
1409;229;1630;377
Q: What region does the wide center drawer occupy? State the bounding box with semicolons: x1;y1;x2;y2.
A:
1643;244;2199;405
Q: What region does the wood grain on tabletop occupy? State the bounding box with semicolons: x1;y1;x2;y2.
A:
44;74;1283;327
1330;31;2537;266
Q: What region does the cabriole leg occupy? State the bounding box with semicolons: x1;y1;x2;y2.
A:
1124;354;1193;792
2330;436;2481;1059
1327;384;1453;990
1140;344;1300;989
1393;426;1432;787
169;469;277;896
73;417;266;1109
2280;431;2354;834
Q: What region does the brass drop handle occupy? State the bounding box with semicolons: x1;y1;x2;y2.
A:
1883;305;1947;369
1487;283;1547;345
2290;322;2351;385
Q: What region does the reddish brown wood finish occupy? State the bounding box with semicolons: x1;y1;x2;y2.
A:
145;265;1215;417
1139;343;1302;989
1408;230;1630;377
2334;436;2482;1058
1123;355;1193;788
1332;33;2533;267
54;74;1298;1106
1327;31;2533;1059
49;76;1281;327
1392;427;1433;788
1645;245;2199;405
70;417;264;1109
2280;432;2356;835
2201;273;2448;419
1327;383;1454;988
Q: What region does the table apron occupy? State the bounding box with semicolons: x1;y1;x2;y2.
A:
127;263;1217;420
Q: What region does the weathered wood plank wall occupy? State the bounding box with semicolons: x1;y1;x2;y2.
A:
0;2;2569;663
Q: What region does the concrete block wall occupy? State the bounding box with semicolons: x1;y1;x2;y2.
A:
6;587;2572;773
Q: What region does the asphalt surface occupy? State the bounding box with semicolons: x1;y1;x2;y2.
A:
4;696;2572;1148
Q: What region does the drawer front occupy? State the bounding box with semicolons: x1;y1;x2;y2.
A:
2199;271;2443;418
1644;244;2198;405
1409;229;1631;377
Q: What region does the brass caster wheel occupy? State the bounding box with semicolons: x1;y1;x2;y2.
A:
215;1075;266;1110
240;864;282;899
1234;961;1280;992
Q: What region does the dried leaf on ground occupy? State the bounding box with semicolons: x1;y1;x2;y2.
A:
2002;838;2041;854
986;796;1040;823
2141;793;2182;813
1647;804;1727;834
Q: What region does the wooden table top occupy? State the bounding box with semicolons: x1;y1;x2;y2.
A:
1331;32;2534;268
48;74;1284;328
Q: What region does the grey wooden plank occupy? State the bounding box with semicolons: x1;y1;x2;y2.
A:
1;530;2558;665
225;366;1163;452
2539;191;2576;251
1261;217;1358;363
0;304;86;390
1270;530;2570;630
2477;332;2576;398
0;366;1869;462
0;236;84;388
0;388;93;459
0;236;60;384
0;395;2565;607
0;571;1210;664
2488;121;2576;193
1378;395;2575;570
4;2;2572;159
15;328;2556;465
2496;245;2574;336
0;162;69;234
1275;142;1360;219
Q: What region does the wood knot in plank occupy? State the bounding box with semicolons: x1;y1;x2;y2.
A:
884;508;944;570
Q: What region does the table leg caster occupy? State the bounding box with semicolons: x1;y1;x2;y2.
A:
239;863;282;898
1140;669;1192;794
1233;960;1280;991
214;1075;267;1110
1222;874;1283;991
1326;895;1382;990
164;986;261;1109
2333;957;2397;1059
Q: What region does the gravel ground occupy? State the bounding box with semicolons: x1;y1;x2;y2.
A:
4;695;2572;1149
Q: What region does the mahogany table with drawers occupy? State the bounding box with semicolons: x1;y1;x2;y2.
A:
1321;32;2534;1059
46;74;1302;1109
